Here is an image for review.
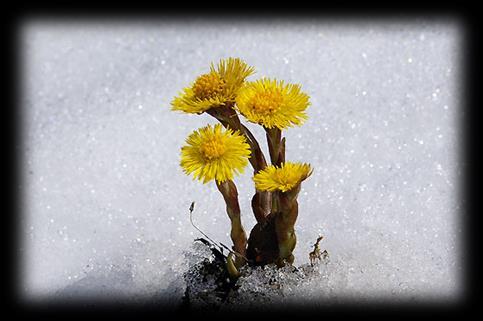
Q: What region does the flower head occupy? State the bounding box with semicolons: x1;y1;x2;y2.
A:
235;78;310;129
181;124;251;183
171;58;255;114
253;162;312;192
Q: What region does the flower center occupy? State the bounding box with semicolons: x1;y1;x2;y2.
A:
200;138;227;160
192;72;226;100
251;89;284;115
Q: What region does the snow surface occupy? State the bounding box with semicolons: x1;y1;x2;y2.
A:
21;18;463;305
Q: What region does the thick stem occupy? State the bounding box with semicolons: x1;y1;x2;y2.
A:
266;127;285;223
216;180;247;268
240;123;267;173
266;127;282;166
240;122;271;224
274;184;301;266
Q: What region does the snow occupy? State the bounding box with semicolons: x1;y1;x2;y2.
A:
20;19;462;305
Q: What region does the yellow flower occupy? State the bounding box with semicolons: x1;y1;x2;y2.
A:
171;58;255;114
235;78;310;129
253;162;312;192
181;124;251;183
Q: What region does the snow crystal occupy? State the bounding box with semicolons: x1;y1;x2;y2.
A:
20;19;462;305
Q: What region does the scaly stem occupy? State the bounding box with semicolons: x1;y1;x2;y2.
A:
265;127;284;167
239;123;267;173
274;184;301;266
216;180;247;268
265;127;285;224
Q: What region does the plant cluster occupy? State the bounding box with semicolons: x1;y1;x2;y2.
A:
171;58;312;277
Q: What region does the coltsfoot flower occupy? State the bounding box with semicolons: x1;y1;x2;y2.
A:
171;58;255;114
253;162;312;192
172;58;314;269
181;124;251;183
235;78;310;129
